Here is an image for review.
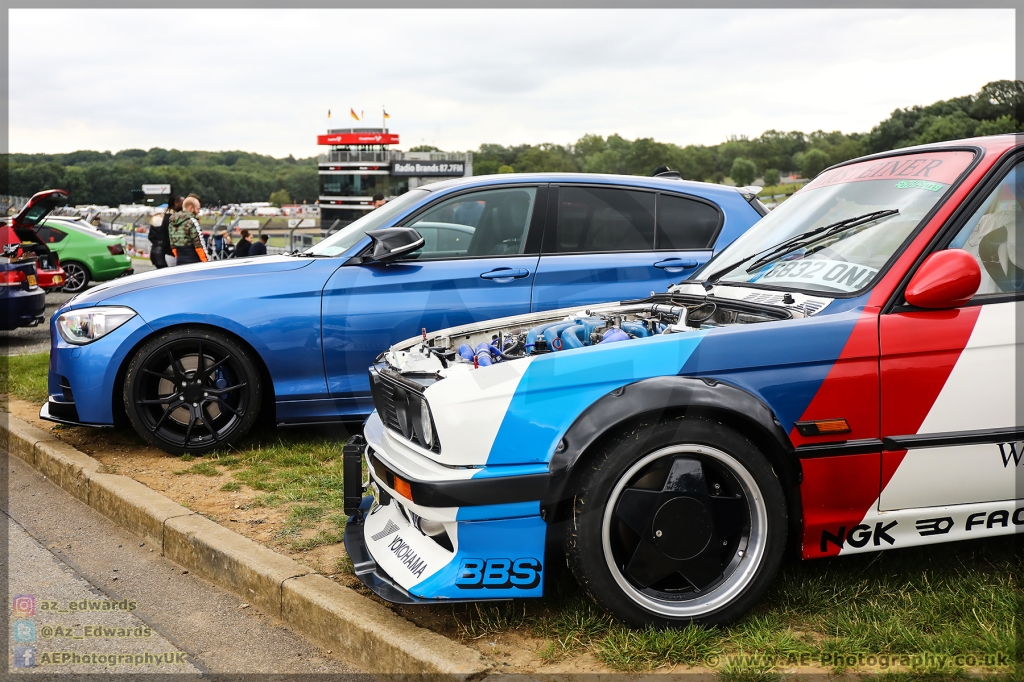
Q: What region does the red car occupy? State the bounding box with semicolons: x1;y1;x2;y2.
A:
1;190;68;291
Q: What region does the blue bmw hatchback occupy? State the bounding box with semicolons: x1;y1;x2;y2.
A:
43;173;765;454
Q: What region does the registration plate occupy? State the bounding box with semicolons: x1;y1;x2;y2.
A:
51;276;63;285
27;274;36;287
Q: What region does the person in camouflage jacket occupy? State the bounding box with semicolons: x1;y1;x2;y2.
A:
169;195;208;265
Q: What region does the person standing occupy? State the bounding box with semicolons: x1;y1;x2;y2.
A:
248;233;269;256
371;192;386;209
233;229;252;257
169;195;208;265
149;195;181;269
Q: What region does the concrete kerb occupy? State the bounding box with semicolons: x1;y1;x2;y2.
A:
2;413;493;678
282;573;492;679
5;415;55;467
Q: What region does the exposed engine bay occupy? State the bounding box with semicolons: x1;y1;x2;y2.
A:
384;288;830;378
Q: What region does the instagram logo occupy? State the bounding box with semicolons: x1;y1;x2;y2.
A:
12;595;35;617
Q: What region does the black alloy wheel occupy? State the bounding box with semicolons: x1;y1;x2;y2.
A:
565;417;787;627
62;262;90;293
124;328;262;455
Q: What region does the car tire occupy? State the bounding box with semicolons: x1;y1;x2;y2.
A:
62;261;91;293
564;416;787;628
123;327;263;455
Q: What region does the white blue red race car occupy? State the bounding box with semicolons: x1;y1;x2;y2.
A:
344;134;1022;627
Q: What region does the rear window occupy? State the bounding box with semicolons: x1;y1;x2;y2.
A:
655;194;721;249
553;187;655;253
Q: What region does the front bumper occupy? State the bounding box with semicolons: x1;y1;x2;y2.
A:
44;313;153;426
344;495;494;604
39;397;113;428
346;413;548;602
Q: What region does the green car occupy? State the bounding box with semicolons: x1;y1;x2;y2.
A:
35;217;134;293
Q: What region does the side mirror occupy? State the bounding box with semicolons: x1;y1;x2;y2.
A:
367;227;424;262
905;249;981;309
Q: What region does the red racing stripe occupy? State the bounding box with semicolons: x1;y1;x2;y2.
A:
879;307;981;437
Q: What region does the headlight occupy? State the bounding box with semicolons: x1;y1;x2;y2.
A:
56;306;136;345
420;397;434;448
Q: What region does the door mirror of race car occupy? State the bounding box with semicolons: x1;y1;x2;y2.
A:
366;227;426;262
904;249;981;309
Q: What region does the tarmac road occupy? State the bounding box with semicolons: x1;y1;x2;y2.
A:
3;259;155;356
5;454;363;677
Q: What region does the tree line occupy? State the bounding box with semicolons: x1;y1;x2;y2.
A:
470;80;1021;185
4;149;319;207
4;80;1020;206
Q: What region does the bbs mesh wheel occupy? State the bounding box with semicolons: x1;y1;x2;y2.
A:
565;416;787;627
124;327;263;455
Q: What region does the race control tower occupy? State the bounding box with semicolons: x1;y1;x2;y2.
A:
317;127;473;228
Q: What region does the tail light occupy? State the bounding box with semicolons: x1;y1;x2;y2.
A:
0;270;27;286
108;244;124;255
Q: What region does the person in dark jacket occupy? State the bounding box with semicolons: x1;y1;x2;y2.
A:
234;229;252;258
150;196;181;268
248;233;269;256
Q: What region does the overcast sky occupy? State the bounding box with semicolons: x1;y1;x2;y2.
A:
9;8;1015;159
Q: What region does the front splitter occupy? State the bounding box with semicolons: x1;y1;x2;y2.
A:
344;496;509;605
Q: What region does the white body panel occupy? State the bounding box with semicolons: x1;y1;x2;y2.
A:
880;302;1021;511
918;301;1018;435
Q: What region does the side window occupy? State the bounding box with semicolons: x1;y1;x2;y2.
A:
47;227;67;243
553;187;654;253
947;161;1023;297
34;226;50;243
655;194;721;250
403;187;537;260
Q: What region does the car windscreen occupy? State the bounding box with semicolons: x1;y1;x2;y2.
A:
702;150;976;294
305;189;429;257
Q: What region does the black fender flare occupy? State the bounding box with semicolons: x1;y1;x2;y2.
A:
543;375;800;510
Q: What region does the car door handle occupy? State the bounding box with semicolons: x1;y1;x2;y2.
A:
654;259;699;269
480;267;530;280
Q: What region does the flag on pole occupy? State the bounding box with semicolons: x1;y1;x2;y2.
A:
327;109;331;119
383;108;390;119
350;108;360;121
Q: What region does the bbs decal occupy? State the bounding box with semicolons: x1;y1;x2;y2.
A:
455;558;541;590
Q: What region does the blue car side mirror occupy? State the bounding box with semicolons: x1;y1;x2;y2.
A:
367;228;425;262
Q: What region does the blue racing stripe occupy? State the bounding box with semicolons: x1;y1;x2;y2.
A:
486;331;707;465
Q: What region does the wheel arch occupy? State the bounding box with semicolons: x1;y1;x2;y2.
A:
543;376;803;554
111;321;276;429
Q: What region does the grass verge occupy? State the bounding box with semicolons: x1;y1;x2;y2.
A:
182;427;353;551
0;352;51;404
471;536;1020;675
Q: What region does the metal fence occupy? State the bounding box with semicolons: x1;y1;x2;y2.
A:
94;214;345;259
1;195;30;214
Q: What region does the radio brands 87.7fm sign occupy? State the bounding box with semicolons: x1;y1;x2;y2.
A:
390;160;466;177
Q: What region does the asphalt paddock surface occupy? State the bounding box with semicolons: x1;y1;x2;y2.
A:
2;259;156;356
4;453;364;677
